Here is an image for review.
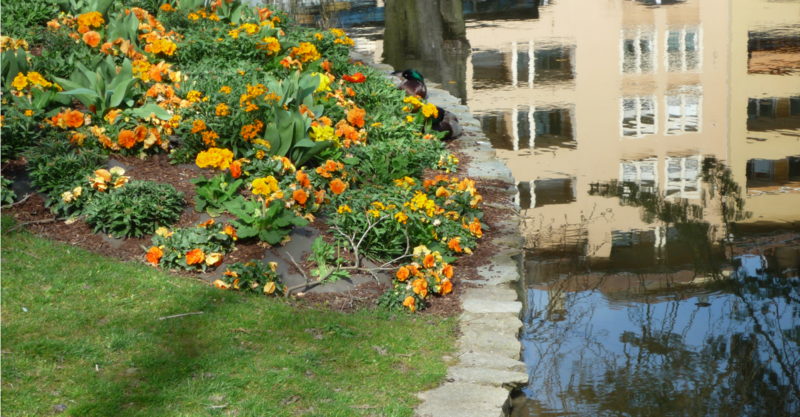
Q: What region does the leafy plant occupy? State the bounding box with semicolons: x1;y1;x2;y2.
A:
190;172;243;217
216;260;286;295
0;0;59;44
377;248;455;314
146;220;236;272
24;139;107;197
56;0;116;19
1;177;17;206
1;47;31;89
308;237;349;281
224;196;309;245
54;57;170;120
84;180;184;238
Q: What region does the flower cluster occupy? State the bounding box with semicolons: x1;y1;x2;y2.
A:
379;246;454;313
88;167;130;193
147;220;237;272
215;260;285;296
196;147;234;170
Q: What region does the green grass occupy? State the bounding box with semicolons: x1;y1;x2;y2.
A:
1;216;456;416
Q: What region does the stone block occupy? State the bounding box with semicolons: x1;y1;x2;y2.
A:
463;286;519;302
416;383;507;417
462;298;521;314
457;353;526;373
446;366;528;389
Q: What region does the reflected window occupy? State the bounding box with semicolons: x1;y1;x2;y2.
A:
532;44;575;85
746;157;800;194
517;178;576;209
622;27;657;74
666;26;702;72
665;94;702;135
664;155;702;199
621;96;658;138
620;158;658;196
747;96;800;132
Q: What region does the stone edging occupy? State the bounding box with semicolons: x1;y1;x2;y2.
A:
349;48;527;417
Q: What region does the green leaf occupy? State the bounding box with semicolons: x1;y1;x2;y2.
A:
109;77;135;108
132;103;172;121
259;229;283;245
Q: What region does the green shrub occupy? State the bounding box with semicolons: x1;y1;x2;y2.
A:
146;220;236;272
1;177;16;205
190;172;243;217
217;260;286;295
224;195;309;245
24;139;108;197
84;180;184;238
0;0;59;44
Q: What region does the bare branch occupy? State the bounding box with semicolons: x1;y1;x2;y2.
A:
0;193;32;210
158;311;204;320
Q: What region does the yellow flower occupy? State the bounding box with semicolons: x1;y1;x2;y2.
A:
310;125;338;147
406;115;414;123
196;147;234;170
26;72;51;88
24;110;33;116
263;281;276;294
215;103;230;117
206;252;223;266
187;90;202;102
219;86;231;94
228;30;239;39
422;103;438;119
11;73;28;90
337;205;352;214
61;191;75;203
73;186;83;197
251;176;280;196
394;212;408;224
312;72;331;92
155;227;172;238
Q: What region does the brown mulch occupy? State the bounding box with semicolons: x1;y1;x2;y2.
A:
110;154;201;203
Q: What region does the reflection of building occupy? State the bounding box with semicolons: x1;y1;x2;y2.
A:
728;0;800;226
465;0;730;256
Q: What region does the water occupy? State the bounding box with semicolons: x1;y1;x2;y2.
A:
301;0;800;414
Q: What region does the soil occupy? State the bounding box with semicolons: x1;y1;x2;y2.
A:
3;131;517;319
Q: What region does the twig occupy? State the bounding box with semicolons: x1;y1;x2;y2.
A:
0;193;32;209
8;217;64;232
286;252;310;282
158;311;204;320
284;252;314;297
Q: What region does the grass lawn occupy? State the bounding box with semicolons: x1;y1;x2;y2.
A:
0;217;456;416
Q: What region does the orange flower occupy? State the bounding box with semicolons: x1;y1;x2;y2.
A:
342;72;366;83
322;60;331;72
198;219;215;228
255;6;273;21
296;170;310;188
82;31;101;48
467;218;482;238
330;178;346;195
443;264;453;279
314;189;326;204
118;129;136;149
396;266;410;282
213;279;231;289
346;87;355;97
230;160;242;179
409;264;420;277
412;278;428;298
293;189;308;206
440;279;452;295
186;248;205;265
133;125;148;142
146;246;163;265
324;160;338;171
403;296;416;313
423;254;435;268
347;106;365;128
223;224;237;241
64;110;84;128
448;237;462;253
318;116;332;127
100;42;114;54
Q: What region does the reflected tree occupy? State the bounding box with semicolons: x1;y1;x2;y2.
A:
383;0;471;102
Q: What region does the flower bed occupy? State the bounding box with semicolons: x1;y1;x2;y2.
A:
1;0;487;314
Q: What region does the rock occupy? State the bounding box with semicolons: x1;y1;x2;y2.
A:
53;404;67;413
462;298;521;314
463;286;519;302
467;160;515;183
446;366;528;389
415;383;508;417
458;313;523;359
457;353;526;373
465;257;520;286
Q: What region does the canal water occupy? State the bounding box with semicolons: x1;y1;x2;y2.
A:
299;0;800;414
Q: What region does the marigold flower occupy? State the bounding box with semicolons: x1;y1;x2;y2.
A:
230;160;242;178
342;72;366;83
448;237;462;253
215;103;230;116
146;246;163;265
186;248;205;265
11;73;28;90
441;279;452;294
412;278;428;298
223;225;237;241
259;36;281;54
337;205;351;214
160;3;174;12
293;189;308;205
118;129;136;149
206;252;223;267
82;31;101;48
219;86;231;94
196;147;234;170
26;72;51;88
422;103;438;118
396;266;410;282
443;264;454;280
347;106;366;128
403;296;416;313
423;254;435;269
329;178;346;195
252;176;280;196
214;279;231;289
394;212;408;224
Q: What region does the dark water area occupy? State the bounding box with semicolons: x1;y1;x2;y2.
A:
300;0;800;414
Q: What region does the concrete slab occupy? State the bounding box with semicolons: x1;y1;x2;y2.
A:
415;383;508;417
463;286;520;302
456;353;526;373
446;366;528;389
462;298;522;314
